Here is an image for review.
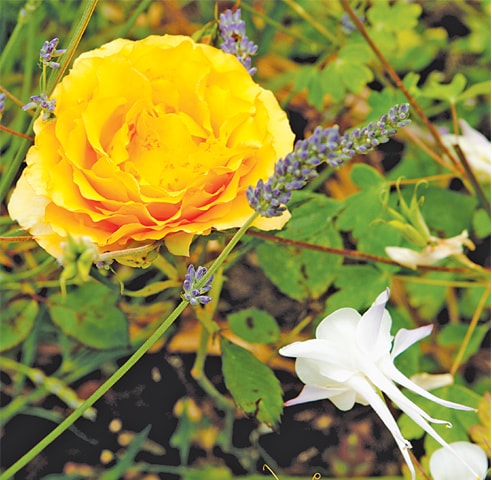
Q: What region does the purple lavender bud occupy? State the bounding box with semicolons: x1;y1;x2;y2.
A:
247;104;411;217
219;9;258;76
22;93;56;121
182;264;214;306
0;93;5;114
39;38;66;68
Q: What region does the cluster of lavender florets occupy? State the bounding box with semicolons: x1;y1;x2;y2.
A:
182;265;214;306
39;37;66;69
247;104;411;217
219;9;258;76
22;38;66;121
22;93;56;121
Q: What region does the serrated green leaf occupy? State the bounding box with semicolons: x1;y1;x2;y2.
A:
220;338;283;427
341;63;373;93
228;308;280;344
338;43;372;63
457;81;491;102
257;193;343;301
0;297;39;352
368;2;422;31
48;283;128;349
421;73;467;102
321;63;345;102
324;265;389;314
257;223;342;301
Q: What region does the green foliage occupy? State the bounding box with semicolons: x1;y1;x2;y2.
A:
0;295;39;351
398;385;481;454
257;192;343;301
0;1;489;479
324;265;390;314
48;283;128;349
228;308;280;344
420;187;478;236
220;338;283;428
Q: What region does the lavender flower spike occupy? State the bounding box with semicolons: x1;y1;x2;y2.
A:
182;264;214;306
39;38;66;69
247;103;411;217
22;93;56;121
219;9;258;75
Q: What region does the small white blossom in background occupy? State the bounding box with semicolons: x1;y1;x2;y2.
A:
279;289;480;480
441;119;491;183
430;441;488;480
385;230;475;269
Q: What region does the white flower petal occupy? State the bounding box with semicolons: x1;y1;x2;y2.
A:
385;246;422;269
400;401;481;479
391;324;433;358
315;307;360;341
365;363;454;427
409;373;454;391
284;384;334;406
430;441;488;480
296;357;354;385
347;375;416;479
356;288;391;354
384;362;475;412
280;339;353;374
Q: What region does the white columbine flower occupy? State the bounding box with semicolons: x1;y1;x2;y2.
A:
279;289;479;480
441;119;491;183
430;441;488;480
385;230;475;269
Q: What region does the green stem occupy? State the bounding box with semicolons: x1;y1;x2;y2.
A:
282;0;338;43
0;300;187;480
116;0;153;37
0;212;259;479
191;325;234;412
0;0;98;204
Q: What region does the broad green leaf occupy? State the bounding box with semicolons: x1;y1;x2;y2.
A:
257;194;343;301
459;287;491;320
457;81;491;102
48;283;128;349
321;63;345;102
472;208;491;238
228;308;280;344
324;265;389;314
420;187;477;236
350;164;385;188
421;73;467;102
405;273;450;320
367;2;422;31
438;323;489;364
0;297;39;352
220;338;283;428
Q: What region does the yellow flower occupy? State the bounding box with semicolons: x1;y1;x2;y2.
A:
9;35;294;259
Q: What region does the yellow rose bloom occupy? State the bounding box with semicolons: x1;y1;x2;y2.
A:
9;35;294;259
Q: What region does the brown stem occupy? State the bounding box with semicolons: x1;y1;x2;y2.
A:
340;0;464;175
0;125;33;141
247;229;488;275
